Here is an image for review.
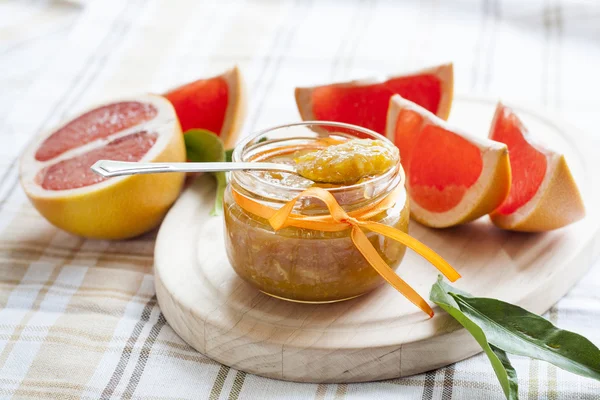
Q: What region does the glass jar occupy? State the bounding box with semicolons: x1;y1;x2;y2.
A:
223;122;409;303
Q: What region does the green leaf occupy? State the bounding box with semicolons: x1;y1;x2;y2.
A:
184;129;225;163
430;277;520;400
184;129;227;215
225;148;234;163
449;293;600;381
432;277;600;400
490;344;519;397
210;171;227;216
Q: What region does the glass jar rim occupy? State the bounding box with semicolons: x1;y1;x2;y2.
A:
232;121;405;199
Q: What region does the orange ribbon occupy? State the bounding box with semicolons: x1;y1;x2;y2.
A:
232;186;460;317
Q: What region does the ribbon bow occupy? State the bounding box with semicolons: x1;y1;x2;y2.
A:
232;186;460;316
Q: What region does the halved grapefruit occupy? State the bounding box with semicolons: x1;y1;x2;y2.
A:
295;63;453;135
164;66;245;148
385;95;511;228
488;103;585;231
20;95;186;239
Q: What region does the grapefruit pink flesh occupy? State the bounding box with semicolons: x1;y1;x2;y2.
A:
393;109;423;170
395;110;484;213
165;76;229;134
35;102;157;161
311;75;442;134
406;122;483;213
490;107;547;215
36;131;158;190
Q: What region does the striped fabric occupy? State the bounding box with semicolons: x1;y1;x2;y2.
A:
1;0;599;399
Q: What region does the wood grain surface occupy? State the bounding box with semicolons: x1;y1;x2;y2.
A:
154;97;600;383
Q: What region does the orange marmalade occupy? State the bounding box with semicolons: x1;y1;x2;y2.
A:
295;139;399;184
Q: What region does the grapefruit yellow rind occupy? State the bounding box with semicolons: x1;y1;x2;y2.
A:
219;66;246;148
19;94;186;240
424;62;454;120
386;95;511;228
294;63;454;122
489;105;585;232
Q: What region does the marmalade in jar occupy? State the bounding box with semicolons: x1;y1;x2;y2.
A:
224;127;409;303
295;139;399;184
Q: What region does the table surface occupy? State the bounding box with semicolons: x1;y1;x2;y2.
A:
1;0;599;399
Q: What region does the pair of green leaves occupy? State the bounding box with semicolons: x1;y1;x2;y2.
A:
431;277;600;399
183;129;229;216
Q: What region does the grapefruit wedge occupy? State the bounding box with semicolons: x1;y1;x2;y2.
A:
488;103;585;232
295;63;453;135
20;95;186;239
385;95;511;228
164;66;245;148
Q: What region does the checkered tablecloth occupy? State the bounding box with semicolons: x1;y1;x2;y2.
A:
1;0;599;399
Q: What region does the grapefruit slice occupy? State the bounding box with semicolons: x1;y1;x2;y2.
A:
488;103;585;231
295;63;453;135
20;95;186;239
164;66;245;148
385;95;511;228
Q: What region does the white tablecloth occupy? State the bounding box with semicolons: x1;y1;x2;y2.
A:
1;0;599;399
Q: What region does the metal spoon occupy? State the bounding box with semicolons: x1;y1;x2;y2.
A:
90;159;298;178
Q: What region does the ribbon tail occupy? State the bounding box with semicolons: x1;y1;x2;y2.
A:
350;225;434;317
359;221;461;282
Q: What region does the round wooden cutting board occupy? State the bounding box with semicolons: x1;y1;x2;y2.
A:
154;97;600;383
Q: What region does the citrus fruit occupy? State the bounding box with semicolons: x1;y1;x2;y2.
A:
164;66;245;148
20;94;186;239
295;63;453;135
488;103;585;231
385;95;511;228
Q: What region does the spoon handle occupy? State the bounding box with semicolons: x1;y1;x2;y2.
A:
91;160;297;178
